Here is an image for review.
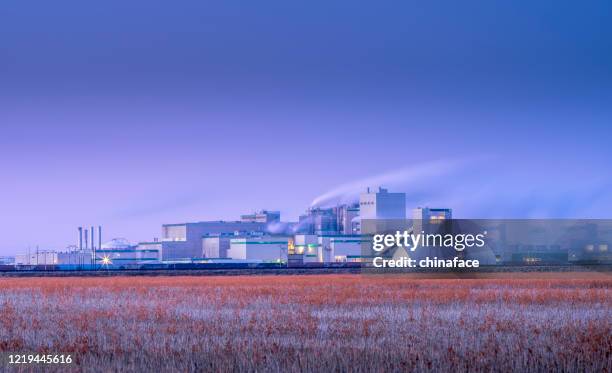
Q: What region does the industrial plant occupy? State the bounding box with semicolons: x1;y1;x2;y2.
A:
6;187;612;270
8;188;413;268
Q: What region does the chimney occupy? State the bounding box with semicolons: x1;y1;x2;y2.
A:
91;226;94;250
78;227;83;251
84;229;89;251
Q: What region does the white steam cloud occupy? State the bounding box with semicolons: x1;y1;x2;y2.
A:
309;156;610;219
310;159;468;208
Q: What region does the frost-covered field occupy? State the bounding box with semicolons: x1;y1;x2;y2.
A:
0;275;610;372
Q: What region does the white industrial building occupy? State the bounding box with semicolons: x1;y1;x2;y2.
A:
97;238;159;265
202;233;237;258
287;234;369;264
160;221;267;260
15;250;96;266
293;234;321;263
328;235;369;262
319;234;368;263
359;187;406;220
57;251;93;265
359;187;407;235
15;251;59;265
227;236;289;262
136;241;163;258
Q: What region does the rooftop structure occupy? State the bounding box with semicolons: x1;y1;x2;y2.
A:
241;210;280;224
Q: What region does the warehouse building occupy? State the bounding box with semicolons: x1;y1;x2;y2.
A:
15;251;58;265
227;236;290;262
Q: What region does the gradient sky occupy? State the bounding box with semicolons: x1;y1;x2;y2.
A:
1;1;611;253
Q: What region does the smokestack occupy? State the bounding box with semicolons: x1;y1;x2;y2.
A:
78;227;83;251
84;229;89;251
91;226;94;251
98;226;102;252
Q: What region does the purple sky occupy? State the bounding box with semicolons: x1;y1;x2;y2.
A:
1;1;611;253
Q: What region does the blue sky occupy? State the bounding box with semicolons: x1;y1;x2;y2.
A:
1;1;611;253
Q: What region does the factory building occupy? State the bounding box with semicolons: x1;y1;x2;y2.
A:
318;234;369;263
293;234;321;263
202;233;246;258
287;234;369;264
161;221;267;260
351;216;361;234
163;221;266;241
298;208;338;235
227;236;289;262
359;187;406;220
15;251;58;265
96;238;159;265
57;250;93;266
359;188;406;235
570;243;611;264
386;208;454;262
412;207;453;233
328;235;369;262
136;241;163;258
337;204;360;234
316;235;335;263
15;250;96;266
296;204;360;236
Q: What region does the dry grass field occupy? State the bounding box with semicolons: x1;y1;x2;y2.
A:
0;274;610;372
